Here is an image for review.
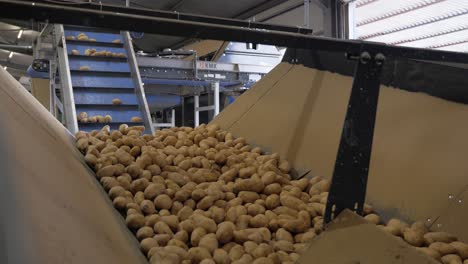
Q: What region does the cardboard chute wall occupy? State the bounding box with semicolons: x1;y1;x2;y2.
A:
212;62;468;241
0;68;146;263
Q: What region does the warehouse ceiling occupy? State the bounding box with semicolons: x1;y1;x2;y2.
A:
96;0;291;52
353;0;468;53
0;21;35;78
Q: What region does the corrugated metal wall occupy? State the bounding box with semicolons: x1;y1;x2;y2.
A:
352;0;468;52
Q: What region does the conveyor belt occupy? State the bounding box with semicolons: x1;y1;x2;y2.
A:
62;26;153;133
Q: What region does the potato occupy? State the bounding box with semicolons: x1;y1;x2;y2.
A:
264;183;282;195
280;194;306;211
411;221;429;234
145;214;160;227
243;241;258;255
210;206;225;224
364;213;380;225
191;214;217;233
131;116;143;122
189;247;212;264
177;206;194;221
273;241;294;252
100;177;119;191
236;215;252;229
131;178;150;193
136;226;154;241
451;241;468;259
250;214;269;228
154;221;173;236
226;205;247;222
234;178;264;193
199;233;218;254
168;238;189;250
173;230;189;243
197;196;216;210
144;184;165;200
265;194;280;210
213;249;229;264
441;254;462;264
238;167;256;178
126;213;145;229
229;245;245;261
160;215;179;231
247;204;266;216
113;196;127;210
154;194;172;210
160;209;171;216
140;237;159;253
191;227;207;246
387;218;408;235
429;242;457;255
273;207;298;217
165;245;190;260
276;228;294;243
216;221;236;244
179;219;194;233
403;229;425;247
424;232;458;244
252;243;273;259
238;191;260;203
112;98;122;105
300;230;316;243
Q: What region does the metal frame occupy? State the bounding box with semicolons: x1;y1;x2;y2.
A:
324;50;385;223
2;0;468;63
194;81;220;126
153;109;176;129
54;24;78;133
122;31;155;134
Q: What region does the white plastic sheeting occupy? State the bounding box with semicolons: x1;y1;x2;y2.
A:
352;0;468;52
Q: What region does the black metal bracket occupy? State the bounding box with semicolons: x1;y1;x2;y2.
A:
324;48;385;223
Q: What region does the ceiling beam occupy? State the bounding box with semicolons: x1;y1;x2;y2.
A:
0;43;33;54
168;0;186;11
2;0;468;63
234;0;291;20
0;60;28;70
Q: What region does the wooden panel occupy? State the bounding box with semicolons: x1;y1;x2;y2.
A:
0;68;147;264
299;210;439;264
213;63;468;240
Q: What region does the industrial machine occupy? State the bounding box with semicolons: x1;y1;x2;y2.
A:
48;25;153;134
0;1;467;263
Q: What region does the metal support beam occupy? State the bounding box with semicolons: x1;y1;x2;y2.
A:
0;44;33;53
304;0;310;29
324;50;385;223
24;0;312;34
123;31;155;134
194;95;199;127
193;81;220;127
213;81;220;116
153;109;176;129
54;24;78;133
2;0;467;63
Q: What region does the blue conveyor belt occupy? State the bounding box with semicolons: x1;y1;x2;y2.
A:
64;26;147;132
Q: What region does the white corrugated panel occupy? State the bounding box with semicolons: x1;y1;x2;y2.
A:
353;0;468;52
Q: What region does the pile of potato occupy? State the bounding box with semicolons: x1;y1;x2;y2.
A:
78;112;112;123
66;32;120;44
367;216;468;263
75;124;467;264
66;33;96;42
83;48;126;58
